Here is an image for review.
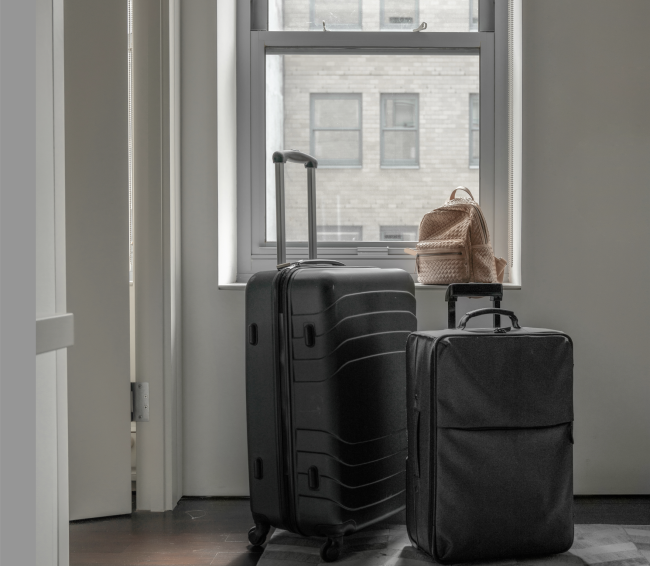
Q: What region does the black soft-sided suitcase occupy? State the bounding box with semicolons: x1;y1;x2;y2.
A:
406;284;574;564
246;150;417;561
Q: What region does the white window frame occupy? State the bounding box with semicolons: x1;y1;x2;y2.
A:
310;93;363;168
236;1;509;281
380;93;419;168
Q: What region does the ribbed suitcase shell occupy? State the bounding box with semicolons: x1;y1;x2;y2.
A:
246;264;416;548
406;326;574;563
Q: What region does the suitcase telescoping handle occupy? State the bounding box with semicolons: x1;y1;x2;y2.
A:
458;308;520;330
272;150;318;265
445;283;504;329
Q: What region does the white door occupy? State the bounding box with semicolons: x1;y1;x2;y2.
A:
64;0;132;521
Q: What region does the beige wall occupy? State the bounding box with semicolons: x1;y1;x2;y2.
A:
182;0;650;495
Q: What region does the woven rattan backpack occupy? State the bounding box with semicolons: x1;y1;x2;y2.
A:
405;187;507;284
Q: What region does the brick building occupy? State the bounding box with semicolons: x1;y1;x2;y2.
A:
265;0;481;244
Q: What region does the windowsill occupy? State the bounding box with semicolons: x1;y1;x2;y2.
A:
218;282;521;291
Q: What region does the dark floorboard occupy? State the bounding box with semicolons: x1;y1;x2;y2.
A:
69;495;650;566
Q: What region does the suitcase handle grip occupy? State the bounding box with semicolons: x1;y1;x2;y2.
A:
458;308;520;329
445;283;503;301
272;150;318;168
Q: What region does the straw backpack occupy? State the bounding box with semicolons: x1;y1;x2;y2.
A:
405;187;507;284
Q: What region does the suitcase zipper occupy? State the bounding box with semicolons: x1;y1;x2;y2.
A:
277;266;301;535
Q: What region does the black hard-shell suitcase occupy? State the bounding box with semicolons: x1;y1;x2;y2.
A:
406;284;574;564
246;150;417;561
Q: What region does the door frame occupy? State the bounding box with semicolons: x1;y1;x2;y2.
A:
132;0;183;512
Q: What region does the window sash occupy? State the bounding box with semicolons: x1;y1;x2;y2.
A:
237;5;508;281
310;93;363;167
381;93;419;167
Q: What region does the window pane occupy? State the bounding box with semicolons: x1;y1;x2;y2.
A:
383;131;418;163
314;130;361;163
380;226;419;241
318;225;363;241
311;0;361;30
470;0;479;31
266;52;479;243
313;96;360;129
470;93;480;127
381;0;417;30
384;97;416;128
270;0;479;32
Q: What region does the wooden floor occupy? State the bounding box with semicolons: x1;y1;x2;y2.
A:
69;495;650;566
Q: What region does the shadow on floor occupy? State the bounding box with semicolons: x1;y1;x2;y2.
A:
69;496;650;566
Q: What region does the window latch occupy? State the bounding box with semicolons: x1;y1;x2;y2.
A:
412;22;427;32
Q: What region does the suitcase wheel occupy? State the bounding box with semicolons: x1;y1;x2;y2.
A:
248;522;270;547
320;536;343;562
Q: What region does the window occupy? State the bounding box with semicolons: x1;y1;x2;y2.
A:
381;94;419;168
318;226;363;242
380;226;419;242
309;0;362;31
310;94;362;168
239;1;509;280
470;0;479;31
469;93;480;168
380;0;418;31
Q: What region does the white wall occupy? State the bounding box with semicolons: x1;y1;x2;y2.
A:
181;0;650;495
65;0;132;520
181;0;249;496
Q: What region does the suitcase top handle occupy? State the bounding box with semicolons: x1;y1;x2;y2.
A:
273;149;320;265
272;150;318;168
458;308;520;330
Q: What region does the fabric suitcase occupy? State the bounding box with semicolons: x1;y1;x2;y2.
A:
246;150;417;561
406;284;574;563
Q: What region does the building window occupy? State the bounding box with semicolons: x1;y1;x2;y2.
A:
309;0;362;31
469;93;480;168
381;93;419;168
380;226;419;242
380;0;417;31
470;0;479;31
318;226;363;242
310;93;362;168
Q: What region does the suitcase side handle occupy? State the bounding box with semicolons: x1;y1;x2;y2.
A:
458;308;520;330
273;149;319;264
